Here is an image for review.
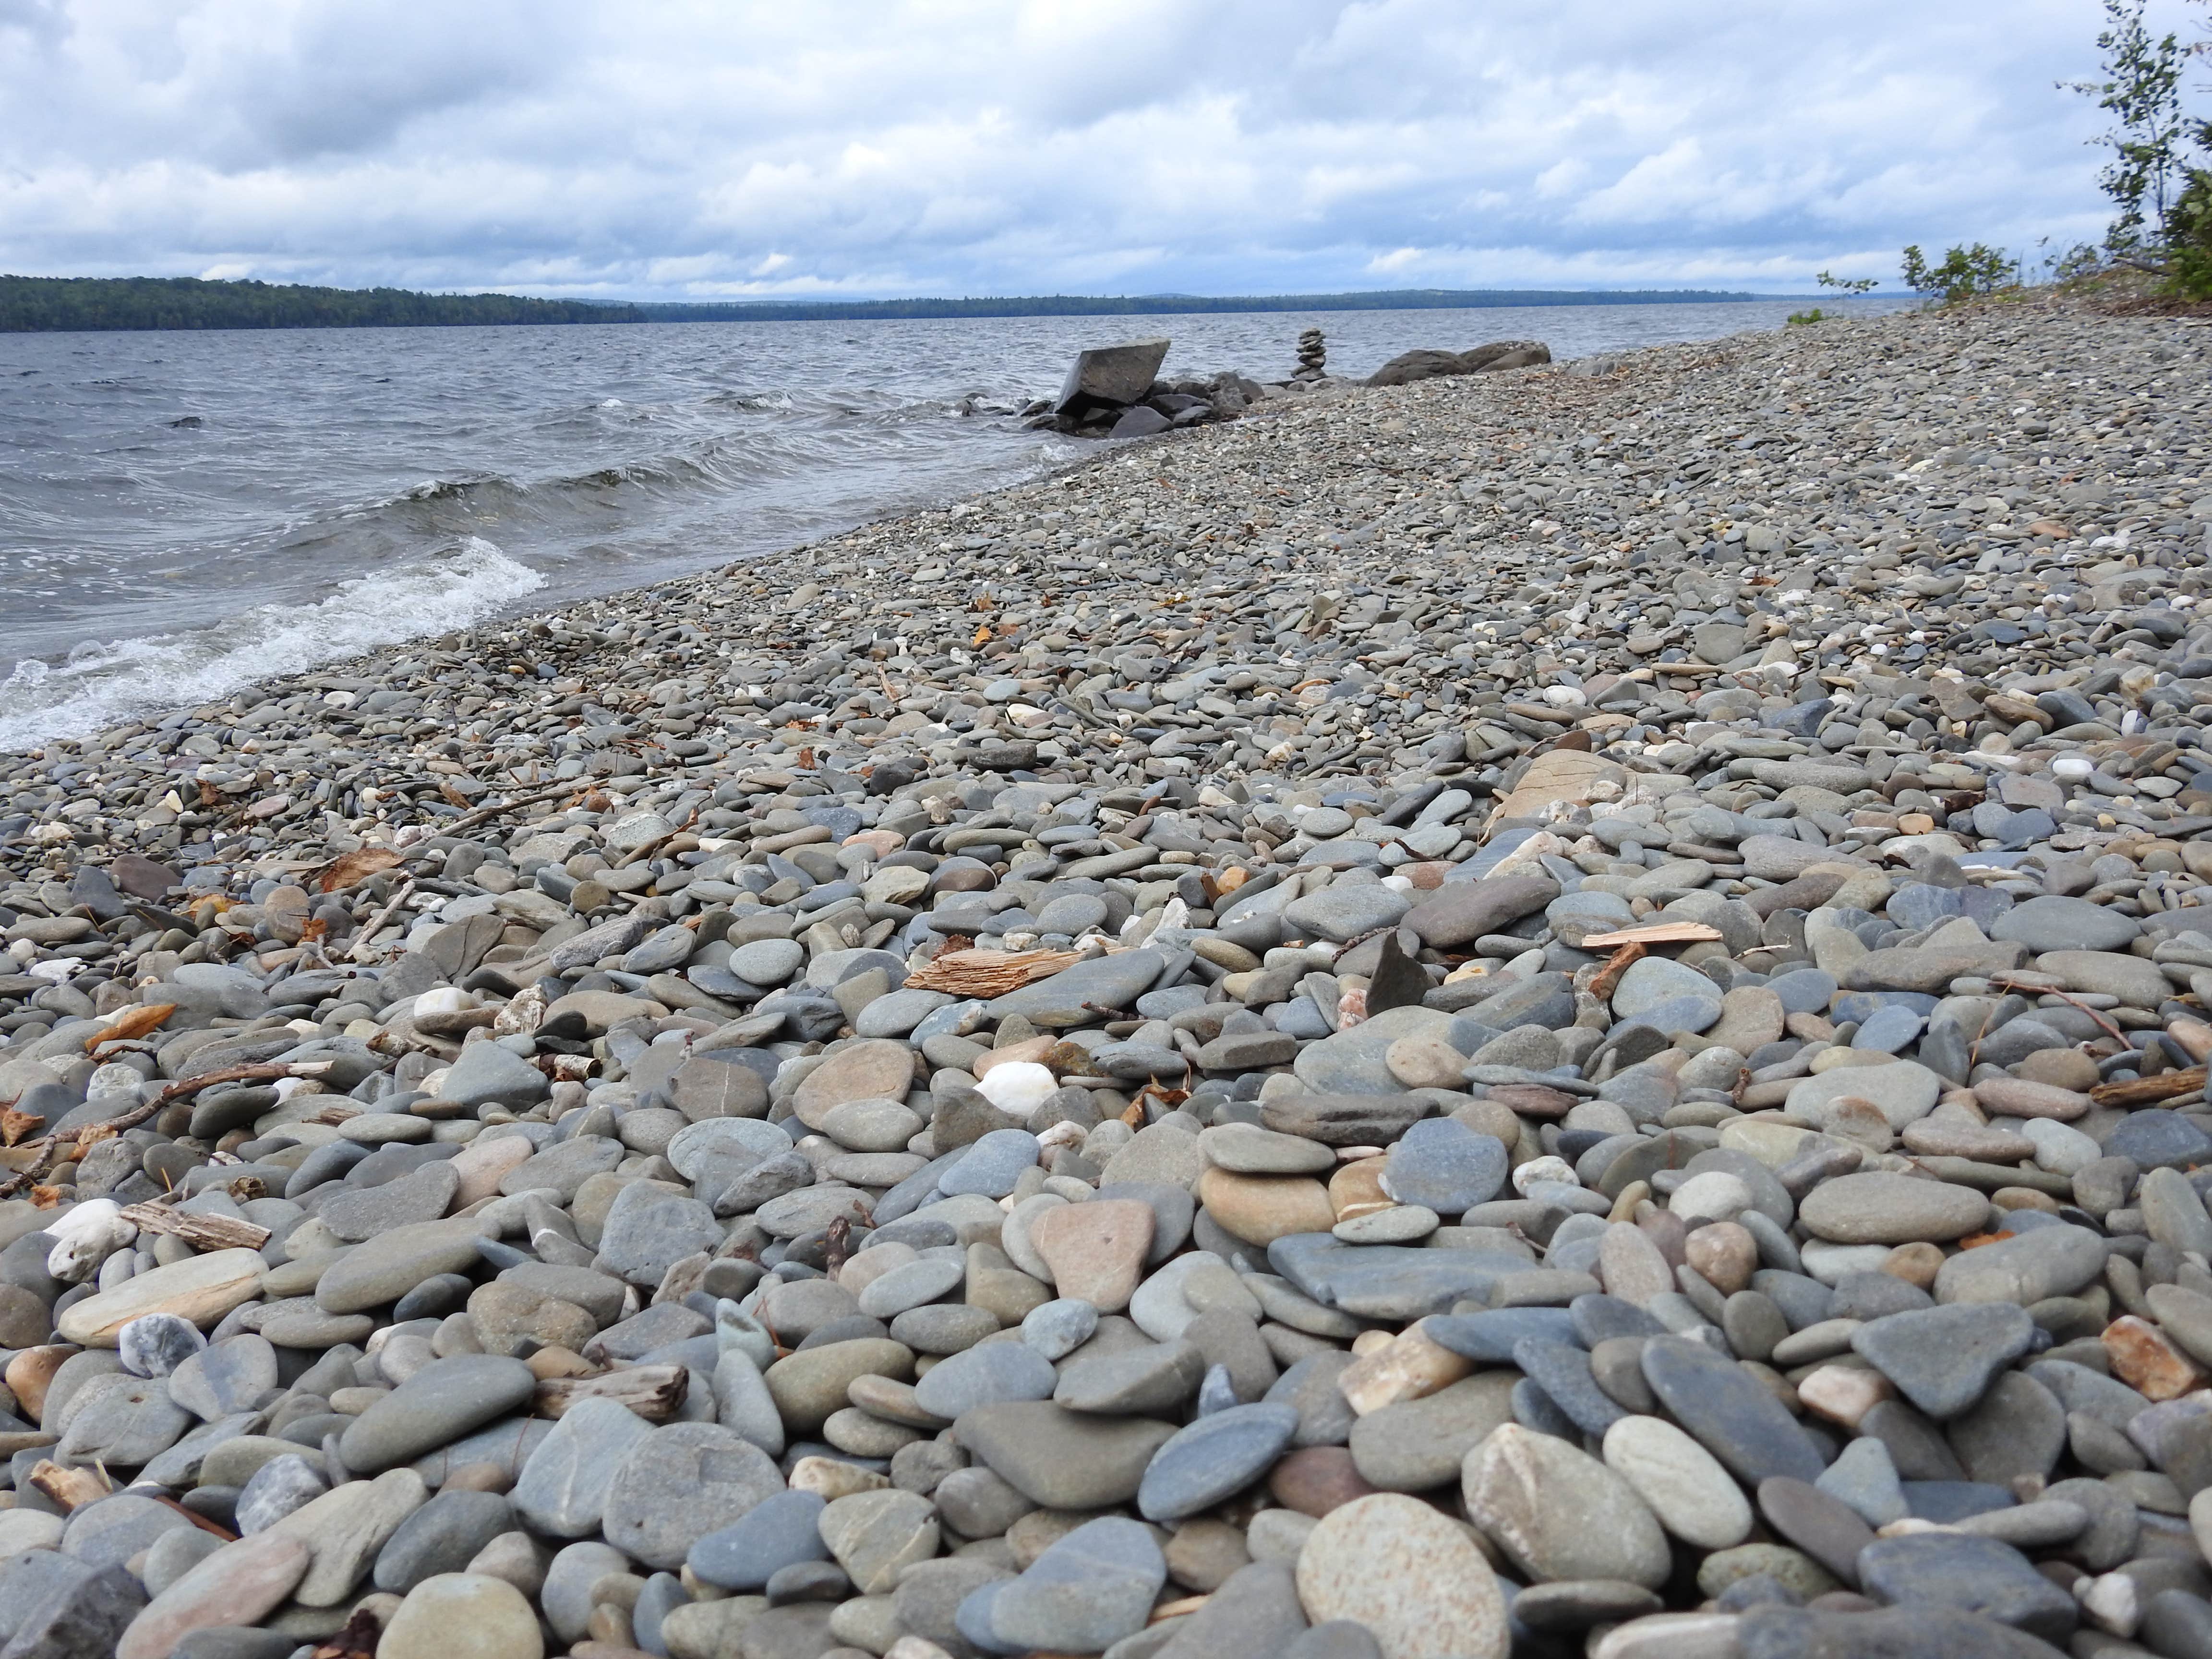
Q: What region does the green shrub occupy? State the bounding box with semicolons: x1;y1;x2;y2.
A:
1900;244;2019;303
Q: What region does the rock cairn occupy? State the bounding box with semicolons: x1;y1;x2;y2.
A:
1295;329;1326;383
1027;338;1267;441
0;297;2210;1659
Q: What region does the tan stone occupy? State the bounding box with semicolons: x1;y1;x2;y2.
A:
118;1532;313;1659
2104;1315;2205;1402
1337;1319;1474;1416
1683;1222;1757;1295
1026;1199;1154;1313
1294;1493;1508;1659
1328;1158;1390;1220
451;1135;537;1206
1795;1364;1895;1429
791;1040;918;1130
1973;1076;2091;1121
57;1248;266;1346
1197;1167;1335;1246
4;1345;73;1422
379;1573;544;1659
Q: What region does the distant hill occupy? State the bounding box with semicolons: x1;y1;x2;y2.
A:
634;288;1764;322
0;275;1774;333
0;276;643;332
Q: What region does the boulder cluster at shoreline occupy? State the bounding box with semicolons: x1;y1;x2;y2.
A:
2;296;2212;1659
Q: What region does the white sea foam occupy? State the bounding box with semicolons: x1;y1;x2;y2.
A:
0;537;545;752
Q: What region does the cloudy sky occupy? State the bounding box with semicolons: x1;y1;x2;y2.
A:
0;0;2173;299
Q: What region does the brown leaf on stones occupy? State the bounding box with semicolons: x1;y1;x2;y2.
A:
904;948;1080;996
310;1608;384;1659
0;1108;42;1147
84;1003;177;1051
314;847;402;893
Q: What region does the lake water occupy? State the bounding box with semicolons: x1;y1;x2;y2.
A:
0;298;1909;748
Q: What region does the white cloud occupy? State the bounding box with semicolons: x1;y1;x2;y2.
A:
0;0;2160;296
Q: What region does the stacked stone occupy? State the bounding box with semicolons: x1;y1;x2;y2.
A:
1294;329;1326;382
0;297;2208;1659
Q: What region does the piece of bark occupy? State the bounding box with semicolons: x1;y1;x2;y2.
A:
120;1203;273;1252
533;1364;688;1422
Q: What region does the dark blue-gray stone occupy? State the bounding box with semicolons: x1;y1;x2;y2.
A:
1857;1533;2074;1641
1902;1482;2019;1523
1136;1403;1298;1521
1640;1335;1824;1485
1513;1339;1626;1434
1851;1304;2034;1419
338;1354;539;1475
1570;1293;1665;1346
1886;886;1961;931
2108;1110;2212;1171
687;1489;829;1590
1766;969;1837;1015
372;1489;516;1593
1427;1306;1581;1361
1852;1005;1926;1054
1267;1237;1536;1319
1381;1119;1507;1214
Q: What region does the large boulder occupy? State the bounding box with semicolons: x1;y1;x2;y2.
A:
1368;339;1551;388
1056;339;1171;418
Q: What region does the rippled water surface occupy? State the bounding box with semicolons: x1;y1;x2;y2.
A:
0;299;1908;746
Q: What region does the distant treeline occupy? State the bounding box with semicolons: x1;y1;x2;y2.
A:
636;288;1762;322
0;275;1771;333
0;276;644;332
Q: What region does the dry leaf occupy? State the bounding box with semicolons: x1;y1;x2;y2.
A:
439;780;472;811
29;1186;64;1209
1;1108;44;1147
86;1003;177;1050
315;847;401;893
75;1123;118;1150
972;622;993;647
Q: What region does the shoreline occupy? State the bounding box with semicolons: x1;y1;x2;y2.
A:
3;294;2212;1656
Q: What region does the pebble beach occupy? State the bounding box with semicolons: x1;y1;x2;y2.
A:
2;293;2212;1659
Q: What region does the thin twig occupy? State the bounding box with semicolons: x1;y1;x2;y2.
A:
347;877;417;964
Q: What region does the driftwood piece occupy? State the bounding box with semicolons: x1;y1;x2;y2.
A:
1578;923;1725;949
28;1459;112;1511
0;1060;334;1200
2092;1066;2209;1108
120;1202;274;1252
1587;942;1647;1002
533;1364;689;1422
904;948;1080;996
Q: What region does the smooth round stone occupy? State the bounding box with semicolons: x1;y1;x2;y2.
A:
601;1421;786;1570
337;1355;539;1475
1767;968;1838;1015
378;1572;543;1659
235;1454;329;1534
912;1342;1058;1419
314;1220;488;1314
59;1248;268;1346
338;1113;435;1145
1295;1492;1508;1659
1334;1205;1440;1244
1464;1423;1670;1588
1137;1402;1299;1521
938;1129;1041;1198
1639;1336;1825;1486
1022;1298;1099;1360
819;1097;926;1154
373;1490;518;1594
729;938;805;986
116;1530;313;1659
890;1302;999;1356
64;1491;196;1569
688;1488;829;1590
856;1257;966;1319
666;1116;793;1182
1848;1302;2036;1418
1611;956;1724;1021
1798;1173;1989;1245
1602;1416;1754;1549
119;1313;208;1378
817;1488;938;1594
1200;1123;1337;1175
513;1395;654;1538
1783;1061;1944;1131
981;1514;1167;1654
855;988;955;1037
539;1540;631;1645
595;1181;722;1288
1382;1119;1506;1214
